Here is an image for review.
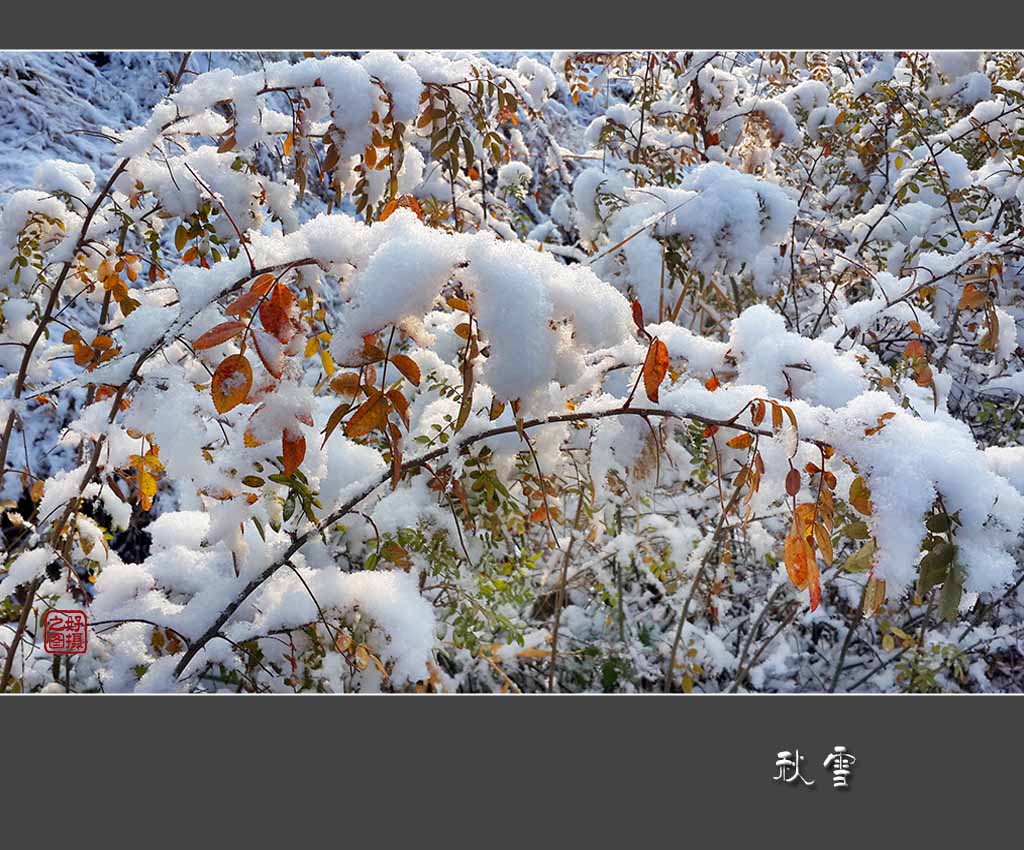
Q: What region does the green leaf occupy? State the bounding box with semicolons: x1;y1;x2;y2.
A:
939;562;964;622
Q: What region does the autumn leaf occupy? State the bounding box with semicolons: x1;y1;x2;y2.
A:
958;282;989;311
322;401;351;446
259;300;291;342
281;428;305;476
842;539;876;573
252;330;285;380
387;389;410;429
784;517;813;590
642;338;669;403
455;358;475;434
704;374;720;392
211;354;253;414
849;476;873;516
807;563;821;611
193;320;245;351
862;574;886;617
489;395;506;421
138;469;158;511
726;432;754;450
813;523;833;566
344;391;389;438
631;299;645;332
389;353;421;386
903;340;926;361
226;274;276;316
785;511;821;610
979;304;1000;353
785;467;801;497
751;399;766;426
330;372;361;396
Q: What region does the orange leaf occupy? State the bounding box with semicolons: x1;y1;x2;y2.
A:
704;374;720;392
726;432;754;450
193;321;245;351
751;399;766;427
271;283;295;316
282;428;306;476
226;274;277;317
959;283;989;311
642;339;669;403
344;392;389;438
321;401;351;447
330;372;362;396
903;340;926;360
784;520;813;590
211;354;253;414
813;523;833;566
807;561;822;611
794;502;819;528
389;354;421;386
387;389;410;429
259;300;291;342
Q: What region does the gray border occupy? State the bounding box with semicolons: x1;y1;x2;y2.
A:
6;694;1021;836
2;7;1023;836
1;2;1022;49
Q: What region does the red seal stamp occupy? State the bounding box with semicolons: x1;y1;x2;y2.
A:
43;610;88;655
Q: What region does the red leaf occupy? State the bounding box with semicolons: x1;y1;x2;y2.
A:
785;467;801;497
259;300;291;342
631;299;645;332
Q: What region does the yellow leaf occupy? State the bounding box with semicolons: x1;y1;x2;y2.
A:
516;647;550;659
849;476;873;516
319;348;336;377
